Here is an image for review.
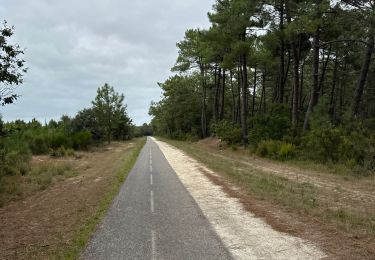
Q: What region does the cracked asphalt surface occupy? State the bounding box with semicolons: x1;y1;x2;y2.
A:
82;137;232;260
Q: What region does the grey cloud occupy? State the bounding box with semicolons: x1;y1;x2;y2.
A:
0;0;214;125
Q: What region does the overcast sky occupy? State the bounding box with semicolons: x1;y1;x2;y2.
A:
0;0;214;125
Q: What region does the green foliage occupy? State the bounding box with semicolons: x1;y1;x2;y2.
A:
279;143;297;160
72;131;92;150
29;135;49;154
302;124;375;172
49;131;71;150
50;147;75;158
0;137;31;177
133;123;153;137
0;21;27;105
249;105;291;145
149;0;375;173
92;83;132;143
212;120;242;144
149;75;202;139
256;140;296;161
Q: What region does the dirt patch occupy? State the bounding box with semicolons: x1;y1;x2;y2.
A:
154;138;326;260
0;141;137;259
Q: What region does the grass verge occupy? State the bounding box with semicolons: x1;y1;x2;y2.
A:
159;138;375;242
60;138;146;259
0;163;78;206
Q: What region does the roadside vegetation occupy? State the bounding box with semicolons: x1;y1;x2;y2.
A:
0;83;134;206
0;138;146;259
149;0;375;177
161;138;375;258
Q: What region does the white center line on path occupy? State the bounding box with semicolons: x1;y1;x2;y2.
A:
151;230;156;260
150;174;153;185
150;190;154;213
149;148;153;172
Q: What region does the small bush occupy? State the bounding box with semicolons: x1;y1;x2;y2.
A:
28;163;77;190
72;131;92;150
256;140;296;160
29;135;49;155
278;142;296;160
49;132;72;150
50;146;75;157
302;127;344;162
0;140;31;177
249;104;291;145
212;120;242;145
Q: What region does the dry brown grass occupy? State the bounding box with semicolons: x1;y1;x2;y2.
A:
0;138;145;259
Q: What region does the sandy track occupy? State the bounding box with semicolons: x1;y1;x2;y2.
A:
153;138;326;260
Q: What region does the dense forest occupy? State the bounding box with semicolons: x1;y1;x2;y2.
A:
150;0;375;171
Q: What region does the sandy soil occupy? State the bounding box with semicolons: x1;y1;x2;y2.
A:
0;142;135;259
153;138;327;260
198;137;375;216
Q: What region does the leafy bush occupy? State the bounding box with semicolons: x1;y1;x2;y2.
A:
50;146;75;157
212;120;242;145
72;131;92;150
29;135;49;155
302;127;344;162
49;132;71;150
0;138;31;177
249;104;291;145
256;140;296;160
279;142;296;160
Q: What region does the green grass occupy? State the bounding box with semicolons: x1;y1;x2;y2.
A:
60;137;146;260
159;137;375;238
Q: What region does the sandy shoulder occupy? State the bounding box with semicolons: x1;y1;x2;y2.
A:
153;138;326;260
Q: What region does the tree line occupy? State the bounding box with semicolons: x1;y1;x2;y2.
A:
0;83;133;178
150;0;375;171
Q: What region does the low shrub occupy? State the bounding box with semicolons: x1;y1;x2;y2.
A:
256;140;296;161
28;163;77;191
0;139;31;177
50;146;75;157
279;142;296;160
212;120;242;145
249;104;291;145
72;131;92;150
29;135;49;155
49;132;72;150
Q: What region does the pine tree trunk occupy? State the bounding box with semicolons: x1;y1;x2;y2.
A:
230;70;236;124
300;58;305;111
220;69;226;120
352;36;374;117
237;69;242;124
292;39;300;128
259;69;266;114
319;46;332;96
278;1;285;104
213;65;218;122
303;25;320;131
252;66;257;117
329;54;338;122
200;65;207;138
240;53;249;145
